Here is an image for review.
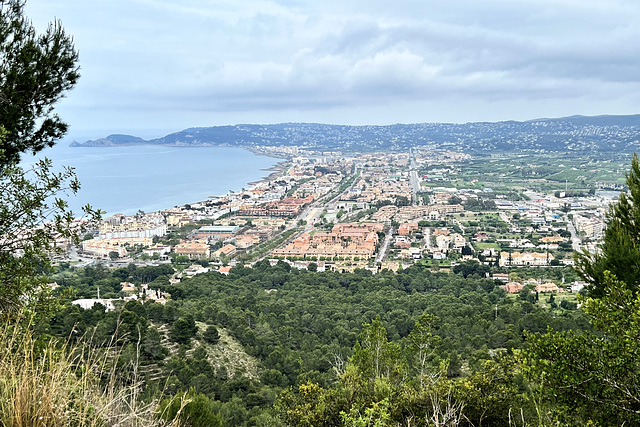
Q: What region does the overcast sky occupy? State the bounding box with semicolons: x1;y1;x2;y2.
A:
24;0;640;139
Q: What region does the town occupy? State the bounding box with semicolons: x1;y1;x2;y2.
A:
49;146;628;311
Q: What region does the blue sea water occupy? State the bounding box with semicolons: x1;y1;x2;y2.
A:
21;144;279;216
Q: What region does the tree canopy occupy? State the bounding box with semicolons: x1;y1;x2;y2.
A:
0;0;79;166
575;153;640;297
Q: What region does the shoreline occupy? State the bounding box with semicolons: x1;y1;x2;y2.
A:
61;145;285;217
245;161;289;187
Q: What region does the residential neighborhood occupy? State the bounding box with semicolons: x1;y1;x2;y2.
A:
51;147;619;300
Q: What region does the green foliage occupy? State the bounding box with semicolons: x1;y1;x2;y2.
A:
46;260;589;426
0;0;80;165
525;272;640;425
453;358;531;426
0;158;99;317
523;155;640;423
0;2;100;319
340;398;392;427
202;325;220;345
407;314;440;386
275;319;533;427
463;198;496;211
170;315;198;345
160;389;223;427
575;153;640;297
142;327;169;361
275;382;347;427
452;260;489;278
351;318;405;384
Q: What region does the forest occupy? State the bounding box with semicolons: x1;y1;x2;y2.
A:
41;261;596;426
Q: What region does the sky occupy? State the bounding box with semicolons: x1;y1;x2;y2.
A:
24;0;640;140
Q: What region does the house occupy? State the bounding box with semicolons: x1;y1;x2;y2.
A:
492;273;510;283
398;222;419;236
436;235;451;250
474;232;491;242
193;225;240;241
540;236;564;243
481;248;499;257
499;251;554;267
218;266;232;275
139;284;169;304
433;229;450;236
181;264;210;277
393;241;411;249
234;235;259;249
120;282;137;294
143;244;171;260
166;212;193;227
72;298;116;311
174;241;210;259
213;244;237;260
571;281;586;293
502;282;524;294
535;282;559;293
81;239;127;258
451;234;466;250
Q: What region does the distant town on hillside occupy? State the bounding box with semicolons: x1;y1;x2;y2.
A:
72;114;640;154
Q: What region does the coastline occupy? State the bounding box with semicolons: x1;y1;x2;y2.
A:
246;161;289;187
51;145;281;217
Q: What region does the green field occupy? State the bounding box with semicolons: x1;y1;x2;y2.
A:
421;152;631;193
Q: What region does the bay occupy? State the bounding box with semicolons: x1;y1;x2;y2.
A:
21;144;279;216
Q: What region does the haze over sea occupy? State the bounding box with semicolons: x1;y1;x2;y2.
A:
21;142;278;217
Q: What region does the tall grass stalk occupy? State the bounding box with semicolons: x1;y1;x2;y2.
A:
0;317;175;427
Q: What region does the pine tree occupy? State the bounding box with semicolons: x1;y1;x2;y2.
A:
0;1;98;317
0;0;80;166
575;153;640;297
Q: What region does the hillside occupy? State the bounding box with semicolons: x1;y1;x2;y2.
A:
71;114;640;153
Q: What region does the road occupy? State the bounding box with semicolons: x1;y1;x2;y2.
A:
299;167;362;231
376;227;394;263
424;227;432;249
409;148;421;205
301;206;323;231
565;215;582;252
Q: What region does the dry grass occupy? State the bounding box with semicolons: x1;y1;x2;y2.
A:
194;322;260;381
0;318;179;427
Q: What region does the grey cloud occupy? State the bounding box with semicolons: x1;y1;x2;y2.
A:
24;0;640;129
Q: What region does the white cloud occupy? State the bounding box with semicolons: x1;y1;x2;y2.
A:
22;0;640;134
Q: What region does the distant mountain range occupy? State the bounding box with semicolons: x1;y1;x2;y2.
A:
71;114;640;153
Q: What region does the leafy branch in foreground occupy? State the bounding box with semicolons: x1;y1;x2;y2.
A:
0;157;101;317
574;152;640;297
524;272;640;425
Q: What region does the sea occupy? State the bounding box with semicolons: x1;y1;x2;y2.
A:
20;143;279;217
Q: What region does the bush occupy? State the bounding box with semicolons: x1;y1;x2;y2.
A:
160;390;223;427
202;325;220;344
